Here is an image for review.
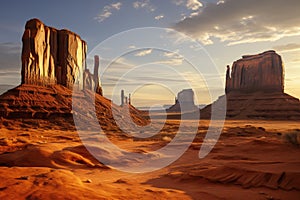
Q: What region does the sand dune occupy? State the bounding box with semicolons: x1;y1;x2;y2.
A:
0;120;299;199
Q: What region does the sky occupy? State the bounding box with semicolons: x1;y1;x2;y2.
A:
0;0;299;107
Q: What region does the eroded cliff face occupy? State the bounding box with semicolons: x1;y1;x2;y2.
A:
226;50;284;93
21;19;57;85
21;18;101;94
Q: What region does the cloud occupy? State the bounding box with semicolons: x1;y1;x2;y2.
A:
217;0;225;5
133;0;156;12
291;58;300;63
171;0;203;10
128;45;137;49
0;43;22;86
134;49;153;57
155;15;164;20
171;0;203;18
0;43;21;71
110;2;122;10
273;43;300;53
174;0;300;45
163;50;184;60
171;0;185;6
163;51;180;58
95;2;122;22
147;51;185;66
155;58;184;66
186;0;203;10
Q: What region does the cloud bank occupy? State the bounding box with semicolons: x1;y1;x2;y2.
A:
174;0;300;45
273;43;300;53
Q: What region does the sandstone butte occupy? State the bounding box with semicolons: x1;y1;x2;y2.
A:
167;89;198;113
225;50;284;94
21;18;102;95
0;18;147;128
201;50;300;120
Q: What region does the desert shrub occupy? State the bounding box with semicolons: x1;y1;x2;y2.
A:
283;131;300;146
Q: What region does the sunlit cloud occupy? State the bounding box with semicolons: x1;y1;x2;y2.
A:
94;2;122;22
273;43;300;53
128;45;137;49
134;49;153;57
171;0;203;10
133;0;156;12
174;0;300;45
155;58;184;66
171;0;203;18
154;15;164;20
217;0;225;5
186;0;203;10
110;2;122;10
154;51;184;66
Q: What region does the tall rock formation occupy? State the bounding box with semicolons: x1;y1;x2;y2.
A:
201;50;300;120
21;19;57;85
83;55;102;95
167;89;198;113
0;18;149;127
21;18;101;94
226;50;284;93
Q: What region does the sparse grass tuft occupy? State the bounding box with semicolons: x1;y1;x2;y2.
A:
283;130;300;146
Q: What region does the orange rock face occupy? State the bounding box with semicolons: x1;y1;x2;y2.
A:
226;50;284;93
21;18;101;94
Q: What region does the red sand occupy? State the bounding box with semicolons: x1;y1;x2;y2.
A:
0;119;299;199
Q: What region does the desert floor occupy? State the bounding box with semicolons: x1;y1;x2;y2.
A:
0;119;299;200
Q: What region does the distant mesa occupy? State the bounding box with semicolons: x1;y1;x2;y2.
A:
167;89;198;113
201;50;300;120
21;18;102;95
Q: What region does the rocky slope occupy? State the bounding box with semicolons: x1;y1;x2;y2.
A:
0;84;148;130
